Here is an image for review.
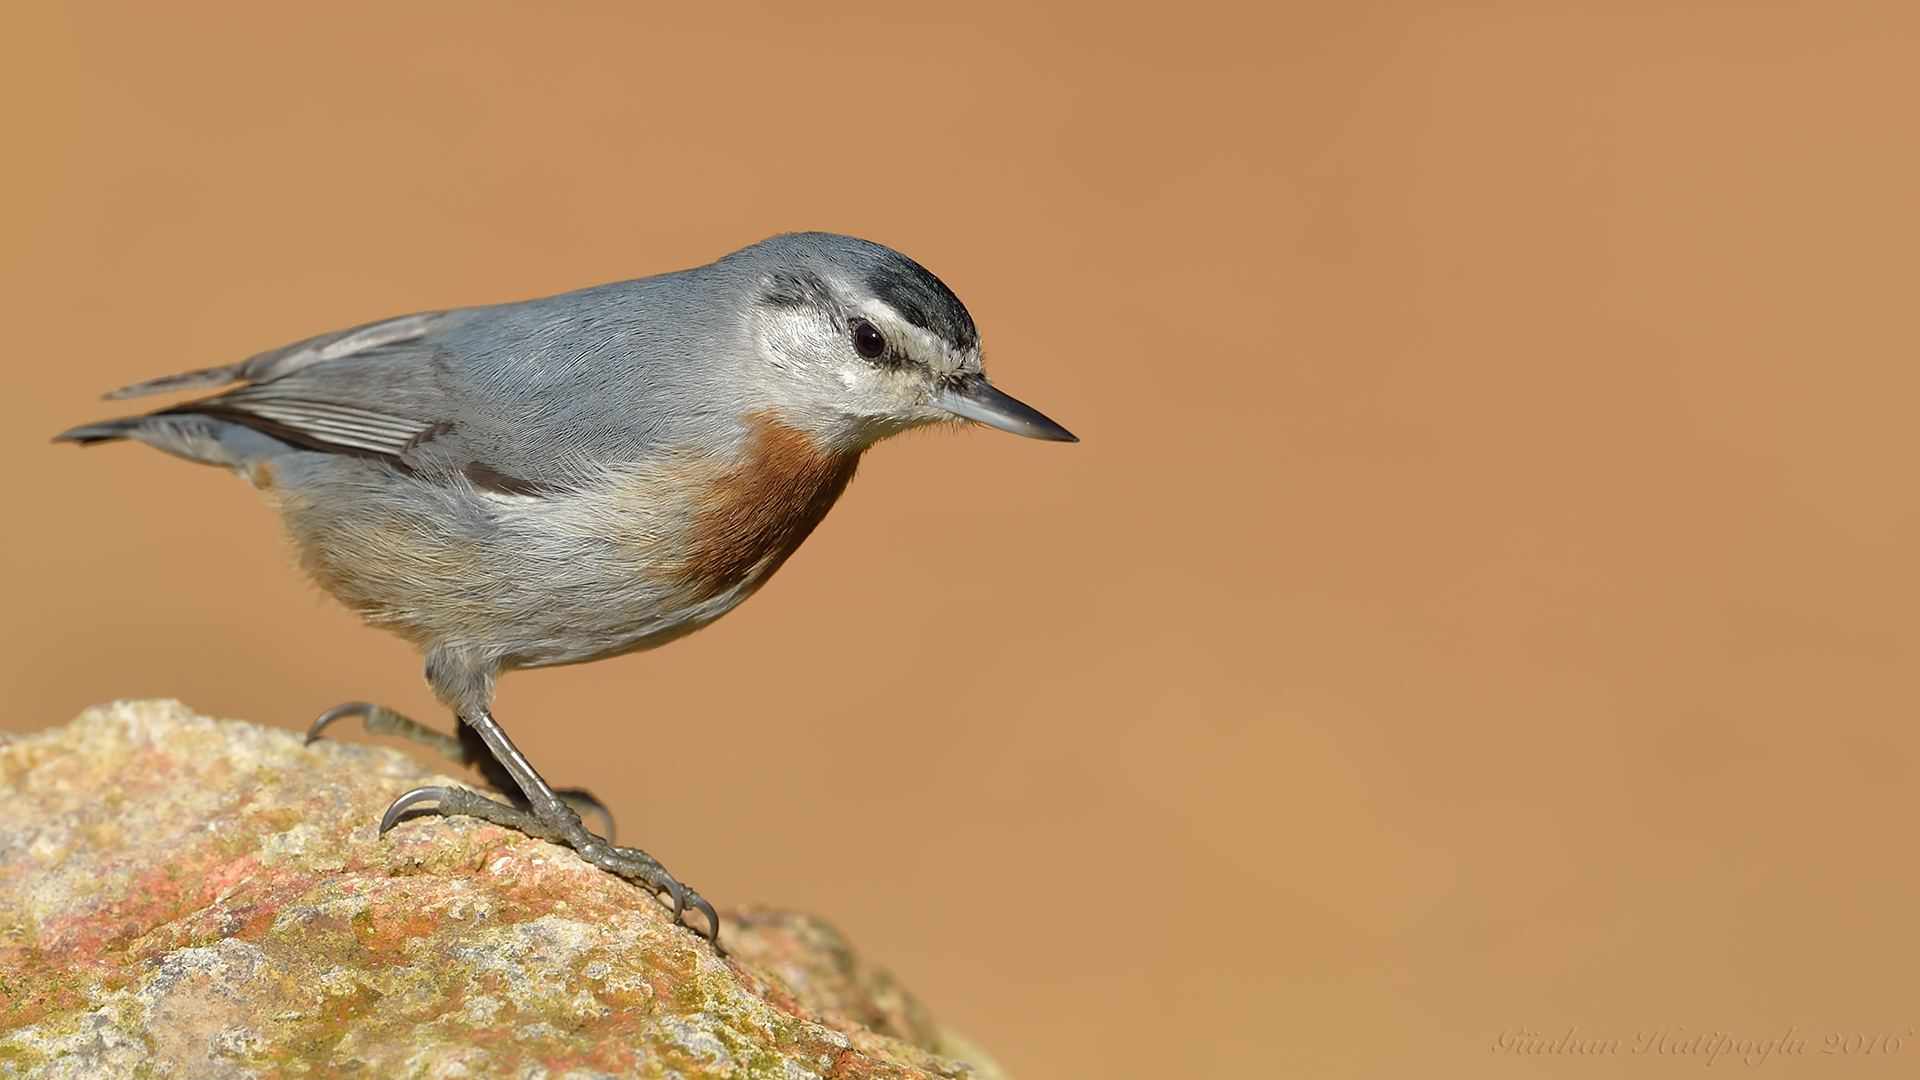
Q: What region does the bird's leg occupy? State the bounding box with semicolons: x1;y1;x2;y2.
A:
453;719;617;842
378;707;719;944
307;702;616;840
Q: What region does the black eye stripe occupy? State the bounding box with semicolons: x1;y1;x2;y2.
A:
851;319;887;360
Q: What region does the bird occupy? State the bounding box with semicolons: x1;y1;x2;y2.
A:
56;232;1076;942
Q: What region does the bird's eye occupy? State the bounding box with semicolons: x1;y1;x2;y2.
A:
851;319;887;360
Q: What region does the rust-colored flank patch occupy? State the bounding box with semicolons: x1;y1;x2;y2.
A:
678;412;862;604
244;460;275;490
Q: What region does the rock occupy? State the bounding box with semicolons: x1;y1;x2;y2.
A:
0;701;1009;1079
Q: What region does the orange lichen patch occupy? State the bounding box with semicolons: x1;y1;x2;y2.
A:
349;893;445;964
675;411;862;603
35;843;261;963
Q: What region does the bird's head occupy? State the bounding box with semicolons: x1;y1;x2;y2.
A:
736;233;1076;453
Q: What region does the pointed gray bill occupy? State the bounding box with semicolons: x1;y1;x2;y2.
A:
934;378;1078;442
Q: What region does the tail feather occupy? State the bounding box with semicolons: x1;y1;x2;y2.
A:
53;419;143;445
102;362;247;400
54;413;262;469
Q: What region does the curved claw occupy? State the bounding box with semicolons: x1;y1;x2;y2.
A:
306;702;375;745
588;805;616;844
688;893;721;946
379;786;449;833
655;867;685;922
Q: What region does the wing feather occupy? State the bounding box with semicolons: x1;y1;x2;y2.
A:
172;390;443;458
105;313;445;399
111;311;463;460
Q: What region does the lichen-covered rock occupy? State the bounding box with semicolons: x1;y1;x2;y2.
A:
0;701;1008;1079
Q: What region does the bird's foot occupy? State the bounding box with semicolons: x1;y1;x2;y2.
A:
380;784;719;946
307;701;616;840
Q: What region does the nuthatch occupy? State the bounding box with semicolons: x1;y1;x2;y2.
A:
57;233;1075;941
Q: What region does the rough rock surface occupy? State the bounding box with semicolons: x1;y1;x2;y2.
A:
0;701;1009;1079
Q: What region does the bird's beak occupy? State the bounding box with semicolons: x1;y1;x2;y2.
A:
934;377;1078;442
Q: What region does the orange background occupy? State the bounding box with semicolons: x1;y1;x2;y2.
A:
5;3;1919;1076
